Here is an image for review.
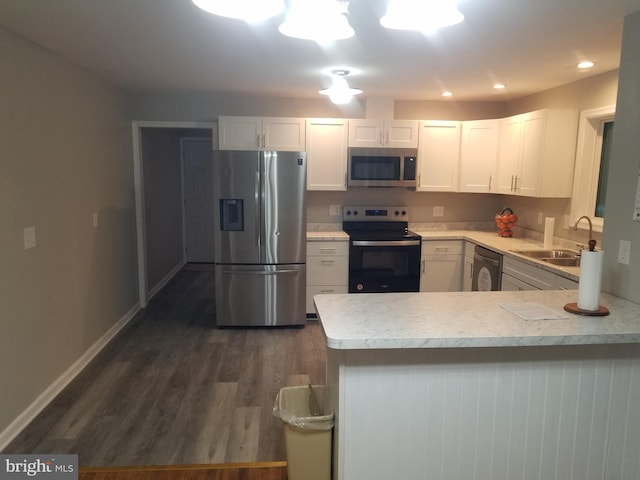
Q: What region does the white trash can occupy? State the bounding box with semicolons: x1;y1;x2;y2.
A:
274;385;334;480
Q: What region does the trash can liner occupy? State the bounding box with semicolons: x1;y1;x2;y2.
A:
273;385;334;431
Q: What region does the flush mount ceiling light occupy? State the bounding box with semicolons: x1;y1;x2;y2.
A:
279;0;354;42
192;0;285;22
578;60;595;69
493;83;506;90
319;69;363;104
380;0;464;33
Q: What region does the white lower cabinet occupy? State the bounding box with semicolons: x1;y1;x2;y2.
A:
501;256;579;291
306;240;348;315
462;241;475;291
420;240;463;292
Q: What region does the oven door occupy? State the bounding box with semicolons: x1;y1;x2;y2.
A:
349;239;421;293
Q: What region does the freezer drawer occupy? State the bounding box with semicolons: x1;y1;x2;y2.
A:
215;264;306;327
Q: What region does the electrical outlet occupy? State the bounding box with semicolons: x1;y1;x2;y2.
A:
329;205;341;216
24;226;36;250
537;212;544;224
92;212;99;228
618;240;631;265
433;206;444;217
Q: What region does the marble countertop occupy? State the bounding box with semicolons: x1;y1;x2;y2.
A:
315;289;640;350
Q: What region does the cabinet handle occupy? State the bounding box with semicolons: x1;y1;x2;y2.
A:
435;247;450;252
262;133;266;149
321;260;336;265
320;248;337;253
320;289;336;293
488;175;492;191
514;175;519;191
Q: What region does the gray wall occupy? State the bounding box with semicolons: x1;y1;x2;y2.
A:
0;27;138;437
602;11;640;303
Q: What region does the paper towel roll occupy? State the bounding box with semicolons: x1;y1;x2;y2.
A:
577;250;603;311
543;217;555;249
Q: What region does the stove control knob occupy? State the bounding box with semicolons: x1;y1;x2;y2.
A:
345;210;351;216
402;210;407;216
353;210;358;215
395;210;400;216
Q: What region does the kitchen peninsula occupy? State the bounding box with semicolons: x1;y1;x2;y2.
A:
315;290;640;480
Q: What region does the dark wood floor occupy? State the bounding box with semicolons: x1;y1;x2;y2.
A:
4;267;327;468
79;462;288;480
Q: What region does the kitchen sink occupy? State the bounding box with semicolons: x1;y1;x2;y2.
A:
511;249;581;267
541;257;581;267
512;249;580;259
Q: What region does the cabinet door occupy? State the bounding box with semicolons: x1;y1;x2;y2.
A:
417;121;461;192
462;241;475;291
385;120;420;148
518;110;546;196
348;119;384;147
263;117;306;151
306;118;348;190
459;119;499;192
500;273;539;291
496;115;523;194
420;241;463;292
218;116;261;150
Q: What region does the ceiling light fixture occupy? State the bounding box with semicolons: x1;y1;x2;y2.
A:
441;91;453;97
578;61;595;69
279;0;354;42
319;69;362;104
192;0;285;22
380;0;464;33
493;83;506;90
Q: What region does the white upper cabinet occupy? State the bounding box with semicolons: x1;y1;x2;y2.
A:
305;118;349;191
218;116;306;151
496;109;579;197
416;121;461;192
459;119;499;193
348;119;419;148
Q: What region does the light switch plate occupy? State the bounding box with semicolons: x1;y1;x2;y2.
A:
329;205;341;216
24;226;36;250
618;240;631;265
537;212;544;224
433;206;444;217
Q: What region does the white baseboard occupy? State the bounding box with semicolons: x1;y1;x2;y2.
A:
147;261;185;301
0;302;141;451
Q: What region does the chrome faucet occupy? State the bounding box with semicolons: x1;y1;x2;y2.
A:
574;216;597;251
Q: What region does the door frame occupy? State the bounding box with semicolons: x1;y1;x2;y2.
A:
131;120;215;308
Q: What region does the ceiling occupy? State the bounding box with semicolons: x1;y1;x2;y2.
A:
2;0;640;102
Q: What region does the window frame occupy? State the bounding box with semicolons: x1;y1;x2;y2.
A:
570;105;616;233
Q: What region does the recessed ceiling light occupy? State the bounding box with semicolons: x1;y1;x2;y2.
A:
441;91;453;97
493;83;506;90
578;61;595;69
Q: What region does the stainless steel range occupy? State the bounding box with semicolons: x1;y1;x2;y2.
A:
343;206;421;293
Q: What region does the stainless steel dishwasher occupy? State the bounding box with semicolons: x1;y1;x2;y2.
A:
472;245;503;291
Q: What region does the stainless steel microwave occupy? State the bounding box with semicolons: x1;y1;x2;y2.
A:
347;147;418;187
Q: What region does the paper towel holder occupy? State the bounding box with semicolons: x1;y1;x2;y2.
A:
564;238;610;316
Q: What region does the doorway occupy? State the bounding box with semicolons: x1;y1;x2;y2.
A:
132;121;216;307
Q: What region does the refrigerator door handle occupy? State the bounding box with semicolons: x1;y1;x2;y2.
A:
255;170;261;250
220;268;300;276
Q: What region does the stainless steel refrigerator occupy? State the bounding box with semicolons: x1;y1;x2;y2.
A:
213;150;307;327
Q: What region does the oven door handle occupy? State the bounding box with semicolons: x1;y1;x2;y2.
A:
352;240;421;247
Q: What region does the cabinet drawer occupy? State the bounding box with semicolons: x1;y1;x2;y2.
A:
502;256;555;290
306;285;348;314
307;241;349;256
307;256;348;285
421;240;463;255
